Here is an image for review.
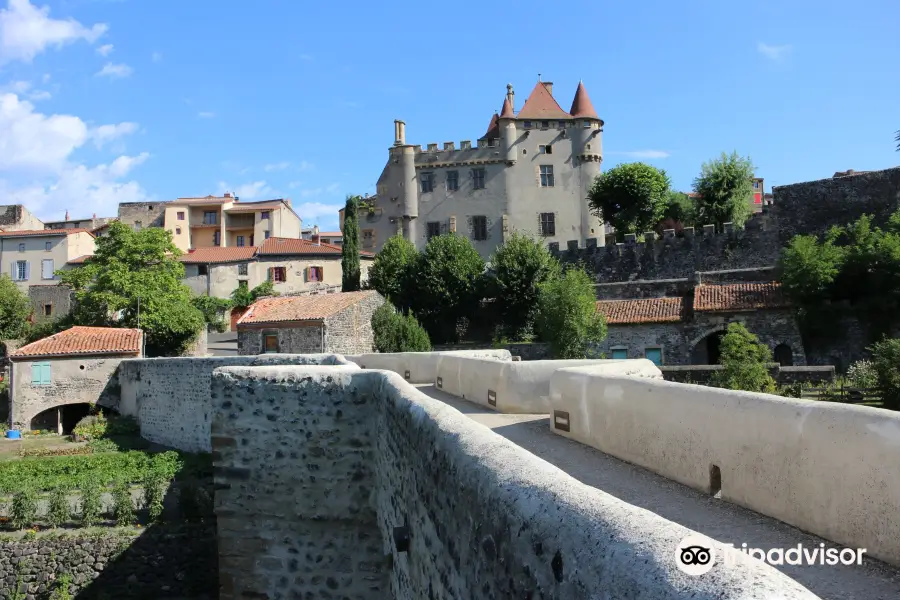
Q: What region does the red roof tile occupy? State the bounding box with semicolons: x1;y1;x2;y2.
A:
694;282;789;312
179;246;258;264
516;81;571;120
500;97;515;119
259;237;374;257
12;326;142;358
483;113;500;139
0;229;94;238
569;81;599;120
67;255;93;265
596;297;685;324
238;291;378;325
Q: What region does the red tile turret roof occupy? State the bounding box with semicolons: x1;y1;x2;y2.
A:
11;326;142;358
569;81;600;120
500;97;515;119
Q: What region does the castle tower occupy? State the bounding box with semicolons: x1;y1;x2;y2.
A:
499;94;517;164
569;81;604;242
391;120;418;243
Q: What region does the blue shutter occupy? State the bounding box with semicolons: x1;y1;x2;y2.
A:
645;348;662;366
24;261;30;281
612;349;628;360
42;363;52;385
31;363;41;384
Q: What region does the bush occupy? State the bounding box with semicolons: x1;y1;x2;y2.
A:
46;487;72;528
846;359;878;389
73;411;107;440
112;481;135;526
709;323;777;393
10;488;37;530
367;235;419;311
535;266;607;359
372;302;431;353
79;479;103;527
180;482;213;521
143;471;167;522
868;338;900;410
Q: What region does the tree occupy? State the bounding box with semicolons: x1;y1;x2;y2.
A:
413;234;485;344
341;195;362;292
659;191;696;231
484;232;560;341
59;222;204;356
587;162;671;235
371;302;431;352
868;338;900;411
192;295;232;332
709;323;776;393
230;281;277;310
779;232;845;304
692;151;755;227
0;274;32;341
367;235;419;311
535;266;607;359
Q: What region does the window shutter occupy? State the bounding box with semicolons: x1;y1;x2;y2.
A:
32;363;41;385
267;267;273;282
305;266;311;281
24;262;30;281
42;363;51;385
9;263;15;280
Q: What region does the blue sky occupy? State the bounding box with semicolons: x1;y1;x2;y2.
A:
0;0;897;232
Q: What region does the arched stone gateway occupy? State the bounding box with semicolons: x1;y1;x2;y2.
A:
29;403;93;435
690;327;727;365
774;343;794;367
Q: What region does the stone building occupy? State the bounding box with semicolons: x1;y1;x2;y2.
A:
0;204;45;231
28;284;75;323
236;290;383;355
8;326;143;432
256;237;374;296
367;79;604;258
117;201;169;231
43;210;115;231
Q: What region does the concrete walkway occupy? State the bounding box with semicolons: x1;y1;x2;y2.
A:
416;384;900;600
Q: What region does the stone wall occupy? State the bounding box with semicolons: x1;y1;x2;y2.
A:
324;292;384;355
237;324;324;355
0;523;217;600
116;354;352;452
210;365;816;599
117;201;168;230
0;204;43;231
27;285;74;323
660;364;836;385
433;342;552;361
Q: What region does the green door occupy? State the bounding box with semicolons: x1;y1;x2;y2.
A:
611;349;628;360
645;348;662;366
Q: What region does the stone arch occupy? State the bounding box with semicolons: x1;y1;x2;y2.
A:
773;343;794;367
16;395;101;433
689;326;729;365
27;402;93;435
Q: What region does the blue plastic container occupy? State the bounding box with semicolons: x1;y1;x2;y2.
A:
5;430;21;439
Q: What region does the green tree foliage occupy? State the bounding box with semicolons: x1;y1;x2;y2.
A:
709;323;776;393
484;232;560;341
192;295;232;331
22;314;76;344
587;162;671;235
371;302;432;352
367;235;418;311
59;222;204;356
0;274;32;341
341;195;362;292
46;486;72;528
692;151;755;227
535;266;607;359
659;190;696;230
230;280;277;309
412;234;485;344
868;338;900;410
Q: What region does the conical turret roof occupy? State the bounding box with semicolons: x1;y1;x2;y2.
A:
500;96;515;118
569;81;599;119
483;112;500;139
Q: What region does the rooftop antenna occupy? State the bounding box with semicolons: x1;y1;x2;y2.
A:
538;73;541;81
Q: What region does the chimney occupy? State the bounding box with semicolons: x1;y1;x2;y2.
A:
394;120;406;146
224;192;232;198
506;83;514;112
65;210;70;221
542;81;553;95
92;213;96;219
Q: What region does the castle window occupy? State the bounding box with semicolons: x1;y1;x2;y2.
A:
539;213;556;237
446;171;459;191
420;173;434;193
238;263;248;276
45;241;51;252
43;303;52;317
540;165;555;187
472;168;486;190
523;121;532;129
471;216;487;241
583;120;591;128
558;121;566;129
539;145;552;155
541;120;549;129
176;227;182;235
427;222;441;241
362;229;375;249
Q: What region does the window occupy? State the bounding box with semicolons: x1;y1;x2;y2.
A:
472;216;487;241
43;303;52;317
14;260;27;281
236;235;245;247
45;241;51;252
31;362;51;386
308;266;323;282
18;243;25;252
583;120;591;128
539;145;553;154
264;230;271;240
645;348;662;366
472;168;486;190
362;229;375;248
203;211;217;225
198;265;209;276
260;211;270;220
134;221;142;231
41;259;54;280
753;181;760;189
611;349;628;360
524;121;532;129
177;211;185;220
420;173;434;193
213;231;221;246
176;227;182;235
427;221;441;240
446;171;459;191
264;334;279;353
539;213;556;237
558;121;566;129
238;263;248;276
541;120;549;129
269;267;287;282
540;165;555;187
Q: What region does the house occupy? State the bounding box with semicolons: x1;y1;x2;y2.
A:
8;326;143;433
302;225;343;246
163;193;302;251
236;290;383;355
0;229;96;291
256;237;374;295
179;246;259;298
43;210;115;231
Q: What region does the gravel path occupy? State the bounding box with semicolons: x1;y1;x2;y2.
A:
415;384;900;600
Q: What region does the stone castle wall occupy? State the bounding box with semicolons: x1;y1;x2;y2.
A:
116;201;168;230
27;285;74;323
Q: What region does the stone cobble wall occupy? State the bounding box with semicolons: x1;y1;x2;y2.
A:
237;324;323;355
0;524;217;600
210;366;386;600
324;292;384;355
0;205;43;231
117;201;168;230
28;285;74;323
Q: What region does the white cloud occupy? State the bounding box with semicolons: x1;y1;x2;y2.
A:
0;80;51;101
90;121;139;148
216;180;274;200
263;161;291;172
108;152;149;177
608;150;671;159
0;0;108;64
151;51;162;63
96;62;133;78
0;92;89;171
757;42;791;61
198;111;215;118
96;43;113;56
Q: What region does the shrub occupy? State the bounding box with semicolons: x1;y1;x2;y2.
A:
10;488;37;530
73;411;107;440
367;235;419;311
79;479;103;527
46;487;72;528
112;481;135;526
143;472;167;522
372;302;431;353
846;359;878;389
709;323;777;393
868;338;900;410
535;266;607;359
49;573;73;600
179;482;213;521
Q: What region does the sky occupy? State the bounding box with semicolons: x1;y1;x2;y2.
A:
0;0;898;233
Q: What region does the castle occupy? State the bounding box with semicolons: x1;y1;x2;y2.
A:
366;80;606;257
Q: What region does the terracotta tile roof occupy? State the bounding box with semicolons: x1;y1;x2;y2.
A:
0;228;94;238
225;201;285;213
483;113;500;140
516;81;571;120
12;326;142;358
67;254;93;264
569;81;600;120
238;291;378;325
596;297;685;324
259;237;374;258
694;282;789;312
317;231;342;238
500;97;515;119
179;246;258;264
